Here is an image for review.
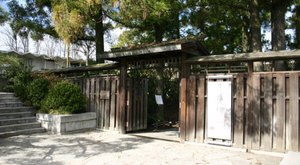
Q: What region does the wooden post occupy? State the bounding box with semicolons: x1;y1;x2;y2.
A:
118;60;127;134
180;55;190;142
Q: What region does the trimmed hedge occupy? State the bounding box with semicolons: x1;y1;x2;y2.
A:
41;81;86;114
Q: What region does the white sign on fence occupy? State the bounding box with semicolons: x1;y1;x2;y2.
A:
155;95;164;105
207;76;232;140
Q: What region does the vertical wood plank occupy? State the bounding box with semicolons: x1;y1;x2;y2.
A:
105;78;111;129
288;73;299;151
115;78;120;130
252;74;260;150
143;79;148;129
127;79;133;131
86;78;90;112
140;79;145;129
136;80;141;130
110;78;116;130
196;75;205;143
100;78;105;129
133;80;137;130
246;73;260;150
90;78;95;112
187;76;196;141
118;61;127;134
95;78;100;128
261;74;273;151
234;74;244;148
179;64;189;142
274;73;285;152
246;73;253;150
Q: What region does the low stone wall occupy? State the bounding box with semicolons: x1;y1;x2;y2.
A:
36;112;96;134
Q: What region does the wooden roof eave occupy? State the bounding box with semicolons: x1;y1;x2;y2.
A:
101;44;183;60
35;63;120;74
101;41;209;61
185;50;300;64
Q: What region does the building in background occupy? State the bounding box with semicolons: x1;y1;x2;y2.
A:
0;50;85;71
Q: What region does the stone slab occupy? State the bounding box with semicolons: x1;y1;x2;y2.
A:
36;112;96;134
280;151;300;165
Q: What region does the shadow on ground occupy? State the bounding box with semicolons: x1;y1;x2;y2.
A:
0;131;154;164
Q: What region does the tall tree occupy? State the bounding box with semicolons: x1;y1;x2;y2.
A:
270;0;293;70
110;0;183;44
188;0;249;54
52;1;85;67
250;0;263;71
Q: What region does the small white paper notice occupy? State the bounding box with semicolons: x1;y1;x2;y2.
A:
155;95;164;105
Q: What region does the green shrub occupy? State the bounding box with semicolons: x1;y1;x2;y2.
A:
27;77;49;108
5;65;31;100
1;55;32;100
41;81;86;114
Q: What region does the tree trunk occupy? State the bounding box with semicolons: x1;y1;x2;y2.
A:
13;33;18;51
95;6;104;63
294;4;300;69
66;43;70;68
271;0;287;70
250;0;263;71
154;23;164;43
296;5;300;49
241;16;250;53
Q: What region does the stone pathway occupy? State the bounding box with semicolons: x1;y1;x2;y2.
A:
0;130;282;165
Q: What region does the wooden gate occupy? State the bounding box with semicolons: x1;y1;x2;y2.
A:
76;76;119;130
126;78;148;132
75;76;148;132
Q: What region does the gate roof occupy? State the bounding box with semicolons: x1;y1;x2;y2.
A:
101;40;209;61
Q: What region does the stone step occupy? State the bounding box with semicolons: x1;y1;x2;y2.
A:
0;117;37;126
0;106;35;113
0;92;15;98
0;98;20;103
0;102;23;108
0;112;33;120
0;122;42;133
0;127;46;138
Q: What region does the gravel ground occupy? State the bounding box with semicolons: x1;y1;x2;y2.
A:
0;130;283;165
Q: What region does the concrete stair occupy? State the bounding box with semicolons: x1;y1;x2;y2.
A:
0;92;45;138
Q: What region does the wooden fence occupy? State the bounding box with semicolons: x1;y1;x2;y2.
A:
74;76;148;132
181;72;300;152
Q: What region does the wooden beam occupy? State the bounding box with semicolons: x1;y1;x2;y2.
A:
186;50;300;63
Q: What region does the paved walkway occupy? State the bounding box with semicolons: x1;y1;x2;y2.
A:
0;130;282;165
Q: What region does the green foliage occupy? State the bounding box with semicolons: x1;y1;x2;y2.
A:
27;77;49;108
41;81;86;114
111;0;181;43
0;6;8;25
1;55;31;100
